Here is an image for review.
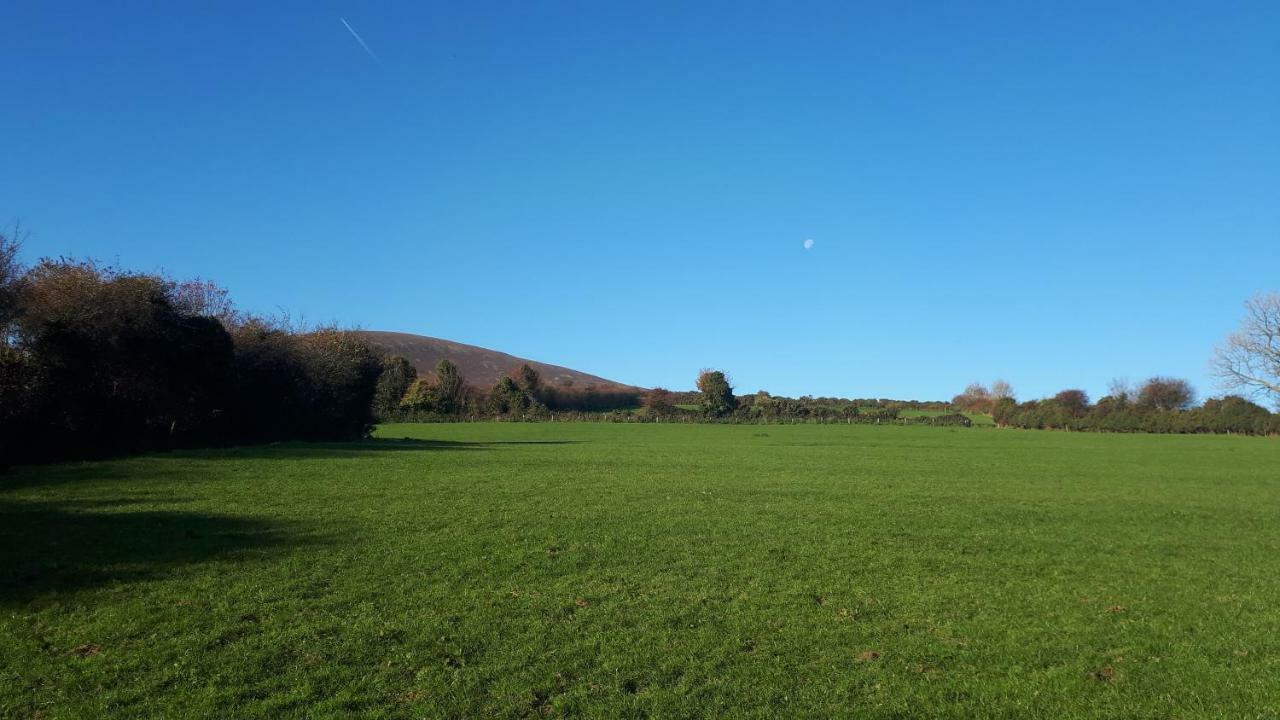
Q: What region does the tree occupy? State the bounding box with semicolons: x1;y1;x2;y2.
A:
1137;376;1195;411
433;359;466;414
696;369;737;417
1;229;32;464
293;329;384;439
1196;395;1272;434
991;396;1017;426
0;244;387;463
0;226;23;329
1213;293;1280;408
514;363;542;398
990;379;1015;402
13;259;239;455
396;359;467;416
372;355;416;419
399;377;436;413
490;376;531;414
1053;389;1090;416
642;387;676;416
952;382;992;413
1106;377;1134;404
748;390;777;419
171;278;237;325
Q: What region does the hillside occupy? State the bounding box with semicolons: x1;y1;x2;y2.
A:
354;331;637;390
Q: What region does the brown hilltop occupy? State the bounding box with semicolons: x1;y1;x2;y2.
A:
353;331;638;390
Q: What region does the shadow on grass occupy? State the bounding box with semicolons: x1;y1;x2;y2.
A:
217;437;584;460
0;498;315;606
0;459;161;492
1;439;588;483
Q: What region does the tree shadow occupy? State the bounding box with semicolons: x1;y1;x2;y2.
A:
354;438;583;448
0;441;489;488
0;498;316;606
0;460;152;492
0;439;588;483
216;437;584;461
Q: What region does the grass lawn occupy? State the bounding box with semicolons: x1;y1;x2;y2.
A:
3;423;1280;718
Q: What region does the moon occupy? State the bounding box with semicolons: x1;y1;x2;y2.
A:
803;238;815;250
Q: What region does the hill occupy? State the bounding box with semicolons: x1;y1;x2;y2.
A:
353;331;637;390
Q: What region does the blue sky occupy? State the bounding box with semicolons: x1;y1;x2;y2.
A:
3;1;1277;400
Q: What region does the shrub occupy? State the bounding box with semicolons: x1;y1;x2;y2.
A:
642;387;676;416
2;256;383;464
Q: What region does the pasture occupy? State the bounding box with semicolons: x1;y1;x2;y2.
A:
3;423;1279;718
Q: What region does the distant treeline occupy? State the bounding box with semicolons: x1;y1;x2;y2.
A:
370;362;963;426
958;379;1280;436
370;362;1278;435
660;389;952;415
534;407;974;426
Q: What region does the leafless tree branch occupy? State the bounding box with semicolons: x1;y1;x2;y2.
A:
1212;293;1280;407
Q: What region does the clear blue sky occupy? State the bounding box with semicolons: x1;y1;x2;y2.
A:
3;1;1277;401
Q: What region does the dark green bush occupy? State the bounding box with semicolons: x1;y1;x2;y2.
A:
2;257;384;465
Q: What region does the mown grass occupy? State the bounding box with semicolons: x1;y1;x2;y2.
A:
3;423;1279;718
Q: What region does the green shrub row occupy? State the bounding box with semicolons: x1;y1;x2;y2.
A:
992;395;1280;436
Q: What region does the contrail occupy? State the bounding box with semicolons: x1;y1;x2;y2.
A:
340;17;380;63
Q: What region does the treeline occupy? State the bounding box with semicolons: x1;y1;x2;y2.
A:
369;364;961;426
633;371;965;425
989;379;1280;436
368;357;642;422
657;388;950;414
0;239;385;465
486;408;972;426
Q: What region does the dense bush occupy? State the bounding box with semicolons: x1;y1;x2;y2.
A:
735;391;864;422
992;380;1278;436
641;387;676;416
1;249;384;465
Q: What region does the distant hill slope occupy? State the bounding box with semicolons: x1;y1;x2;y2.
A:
354;331;637;390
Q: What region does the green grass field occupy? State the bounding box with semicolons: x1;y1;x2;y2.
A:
4;423;1279;718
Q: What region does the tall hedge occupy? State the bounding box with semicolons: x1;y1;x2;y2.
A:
1;256;384;465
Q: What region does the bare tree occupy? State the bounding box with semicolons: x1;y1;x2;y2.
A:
990;379;1015;401
1213;293;1280;408
952;382;992;412
1107;377;1134;402
0;223;28;331
172;278;237;325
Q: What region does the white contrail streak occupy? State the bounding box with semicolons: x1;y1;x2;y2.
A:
340;17;380;63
